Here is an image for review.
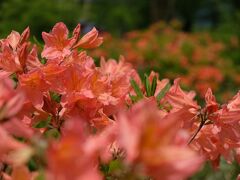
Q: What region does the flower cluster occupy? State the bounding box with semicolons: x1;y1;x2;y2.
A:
0;22;240;180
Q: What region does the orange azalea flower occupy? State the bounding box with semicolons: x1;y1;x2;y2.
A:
98;57;140;114
63;50;95;75
42;22;102;61
2;118;33;139
0;45;22;73
165;79;200;128
165;79;199;110
72;27;103;49
60;64;92;93
91;109;114;130
0;126;25;159
41;22;79;60
0;77;25;120
0;27;30;51
60;57;138;122
0;27;41;74
116;99;203;179
25;45;42;72
18;70;49;108
2;165;37;180
41;62;66;93
191;90;240;167
10;166;32;180
47;120;102;180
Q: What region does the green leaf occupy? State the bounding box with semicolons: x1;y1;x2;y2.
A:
108;160;122;173
33;36;44;49
10;73;18;88
99;163;109;175
28;158;38;171
129;94;138;103
35;170;45;180
144;74;151;97
156;83;171;103
50;91;61;103
130;79;143;99
151;75;157;96
33;116;51;128
44;128;60;139
40;58;47;65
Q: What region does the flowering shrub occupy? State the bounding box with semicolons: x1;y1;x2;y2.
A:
90;21;240;101
0;22;240;179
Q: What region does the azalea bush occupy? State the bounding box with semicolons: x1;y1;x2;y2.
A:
0;22;240;180
90;21;240;102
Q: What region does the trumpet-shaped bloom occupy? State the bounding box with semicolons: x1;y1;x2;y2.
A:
165;79;200;128
0;45;22;73
47;119;102;180
0;27;41;74
0;27;30;50
42;22;79;60
116;99;203;179
191;90;240;167
42;22;102;61
166;79;199;111
73;27;103;49
0;77;25;120
18;70;49;108
98;57;140;115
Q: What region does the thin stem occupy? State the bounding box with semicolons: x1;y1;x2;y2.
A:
188;113;206;144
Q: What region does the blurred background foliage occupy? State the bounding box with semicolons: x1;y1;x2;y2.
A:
0;0;82;38
0;0;240;37
1;0;240;179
